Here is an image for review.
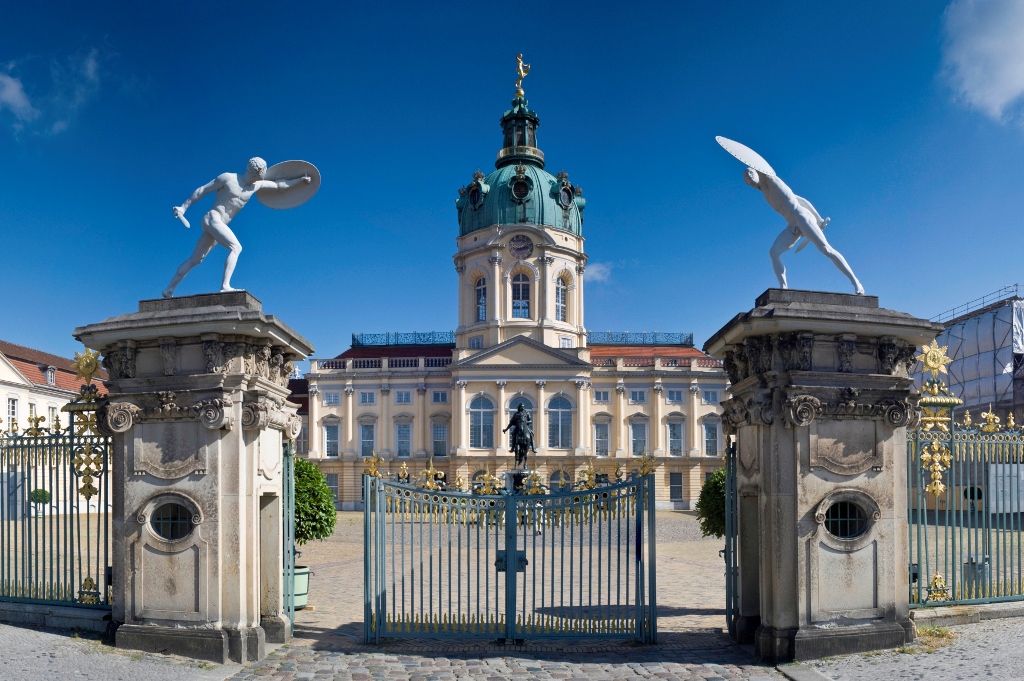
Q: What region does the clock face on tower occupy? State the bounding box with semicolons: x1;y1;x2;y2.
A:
508;235;534;260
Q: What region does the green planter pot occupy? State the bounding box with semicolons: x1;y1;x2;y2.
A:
292;565;310;610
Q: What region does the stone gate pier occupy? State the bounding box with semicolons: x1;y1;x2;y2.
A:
74;292;312;663
705;289;942;662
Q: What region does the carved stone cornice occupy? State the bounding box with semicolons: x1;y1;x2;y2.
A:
100;395;235;433
782;389;918;429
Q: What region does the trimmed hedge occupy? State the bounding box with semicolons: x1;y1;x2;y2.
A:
294;457;336;545
694;467;727;539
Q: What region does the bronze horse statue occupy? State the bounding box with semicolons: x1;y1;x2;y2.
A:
503;403;536;469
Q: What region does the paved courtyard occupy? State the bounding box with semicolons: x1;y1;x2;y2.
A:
4;510;1024;680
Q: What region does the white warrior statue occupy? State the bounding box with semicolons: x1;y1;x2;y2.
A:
163;157;320;298
716;137;864;295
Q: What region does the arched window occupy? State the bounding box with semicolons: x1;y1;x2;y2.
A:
507;396;534;448
475;278;487;322
555;278;567;322
469;396;494;448
472;470;487;482
550;470;572;490
548;395;573;449
512;273;530;318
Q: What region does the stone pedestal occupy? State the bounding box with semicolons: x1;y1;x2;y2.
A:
74;292;313;664
704;289;942;663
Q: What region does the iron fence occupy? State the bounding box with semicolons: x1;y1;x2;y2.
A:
0;384;110;609
363;470;657;643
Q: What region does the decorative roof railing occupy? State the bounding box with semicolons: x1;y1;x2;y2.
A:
351;331;456;347
932;285;1021;324
587;331;694;347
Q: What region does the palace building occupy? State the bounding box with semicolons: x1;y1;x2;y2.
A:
296;68;728;509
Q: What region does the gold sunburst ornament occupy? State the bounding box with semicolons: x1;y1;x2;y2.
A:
917;340;952;380
73;348;101;385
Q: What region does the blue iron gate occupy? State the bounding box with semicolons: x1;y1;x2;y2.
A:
0;383;110;609
723;442;739;637
363;473;657;643
283;440;296;628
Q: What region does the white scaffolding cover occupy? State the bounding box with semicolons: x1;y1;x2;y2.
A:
925;299;1023;409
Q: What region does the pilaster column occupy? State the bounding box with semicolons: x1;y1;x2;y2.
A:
652;383;664;456
416;386;427;457
455;381;468;455
455;264;466;329
380;387;391;458
614;383;626;457
308;384;321;457
539;256;554;323
688;384;700;456
574;380;589;456
495;381;507;456
576;264;586;339
344;387;355;456
535;381;547;453
489;255;503;323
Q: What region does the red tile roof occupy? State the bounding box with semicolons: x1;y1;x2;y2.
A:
336;344;454;359
0;339;109;395
587;345;712;359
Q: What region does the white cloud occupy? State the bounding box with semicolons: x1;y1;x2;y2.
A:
942;0;1024;122
0;48;101;137
586;262;613;282
0;73;39;122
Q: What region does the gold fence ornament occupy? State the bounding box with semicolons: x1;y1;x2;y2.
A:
72;443;103;501
524;470;545;494
578;458;597;490
1009;412;1017;429
397;462;410;482
417;457;442;490
362;452;386;478
927;573;950;602
25;415;46;437
921;439;952;497
962;410;972;427
981;405;1001;433
637;452;657;477
73;348;101;386
918;340;953;380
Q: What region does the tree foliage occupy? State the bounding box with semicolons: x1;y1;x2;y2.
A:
294;457;336;545
29;489;51;506
695;467;727;539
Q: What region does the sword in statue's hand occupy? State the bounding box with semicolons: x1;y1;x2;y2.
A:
172;205;190;229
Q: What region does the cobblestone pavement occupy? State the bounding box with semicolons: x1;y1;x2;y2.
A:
811;618;1024;680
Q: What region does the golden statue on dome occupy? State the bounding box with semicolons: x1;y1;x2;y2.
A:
515;53;530;97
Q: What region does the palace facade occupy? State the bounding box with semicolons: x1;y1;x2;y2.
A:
296;74;728;509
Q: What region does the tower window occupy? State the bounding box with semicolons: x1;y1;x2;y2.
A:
476;278;487;322
512;180;530;200
556;278;567;322
512;273;530;318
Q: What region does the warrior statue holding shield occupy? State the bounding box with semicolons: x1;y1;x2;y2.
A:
716;137;864;295
503;403;536;469
162;157;321;298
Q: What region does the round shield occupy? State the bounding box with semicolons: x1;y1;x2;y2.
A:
715;136;776;176
256;160;321;210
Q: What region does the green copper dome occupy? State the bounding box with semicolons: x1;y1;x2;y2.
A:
456;96;585;237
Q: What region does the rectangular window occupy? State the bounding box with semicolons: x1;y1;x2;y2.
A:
670;472;683;501
559;336;573;348
28;403;36;419
630;390;646;404
667;389;683;403
702;390;719;405
7;398;17;432
395;424;411;457
594;423;609;457
359;391;375;405
469;410;494;448
668;422;683;456
48;406;59;431
593;390;609;402
324;424;339;457
432;390;448;404
360;424;375;457
548;409;572;449
704;422;719;456
326;473;339;502
296;426;309;454
469;335;483;349
395;390;412;404
433;423;448;457
706;471;714;482
631;423;647;456
512;276;530;318
323;392;340;406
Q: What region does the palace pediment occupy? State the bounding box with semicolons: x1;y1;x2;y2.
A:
454;335;590;369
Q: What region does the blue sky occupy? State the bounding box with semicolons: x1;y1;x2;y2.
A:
3;1;1024;362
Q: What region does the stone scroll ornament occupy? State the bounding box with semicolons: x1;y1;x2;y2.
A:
716;136;864;294
100;397;234;433
163;158;320;298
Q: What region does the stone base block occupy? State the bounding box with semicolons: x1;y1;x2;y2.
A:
791;621;911;661
227;626;266;663
116;625;229;663
262;614;292;644
0;602;111;633
733;614;761;645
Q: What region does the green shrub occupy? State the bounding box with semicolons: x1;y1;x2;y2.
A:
695;467;727;539
294;458;336;545
29;489;51;506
